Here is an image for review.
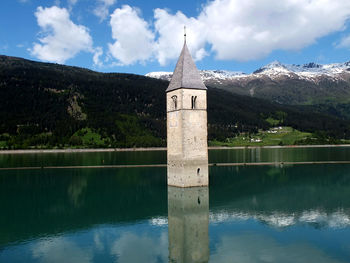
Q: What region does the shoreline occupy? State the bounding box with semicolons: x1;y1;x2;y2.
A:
1;144;350;154
2;160;350;171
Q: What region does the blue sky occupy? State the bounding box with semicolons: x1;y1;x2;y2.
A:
1;0;350;75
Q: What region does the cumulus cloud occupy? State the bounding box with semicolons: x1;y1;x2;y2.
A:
154;9;208;65
94;0;117;21
30;6;93;64
108;5;155;65
108;0;350;66
200;0;350;61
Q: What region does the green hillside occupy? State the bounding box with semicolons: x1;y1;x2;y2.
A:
0;55;349;149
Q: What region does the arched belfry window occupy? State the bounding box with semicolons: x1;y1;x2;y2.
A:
191;96;197;109
171;95;177;110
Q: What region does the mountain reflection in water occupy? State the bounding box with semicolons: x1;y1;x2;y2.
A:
0;164;349;262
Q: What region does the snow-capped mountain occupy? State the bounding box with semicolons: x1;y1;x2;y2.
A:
146;61;350;105
253;60;350;81
146;61;350;82
146;69;245;81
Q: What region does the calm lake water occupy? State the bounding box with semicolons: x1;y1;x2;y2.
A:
1;146;350;168
0;147;350;262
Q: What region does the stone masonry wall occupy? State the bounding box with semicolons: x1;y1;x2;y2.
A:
167;89;208;187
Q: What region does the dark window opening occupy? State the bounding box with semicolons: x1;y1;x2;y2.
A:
197;168;200;175
171;95;177;110
191;96;197;109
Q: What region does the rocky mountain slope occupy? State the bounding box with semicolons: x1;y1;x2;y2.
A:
146;61;350;105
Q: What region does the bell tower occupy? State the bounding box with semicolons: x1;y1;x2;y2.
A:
166;31;208;187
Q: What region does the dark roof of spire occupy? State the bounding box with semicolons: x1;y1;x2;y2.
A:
166;42;207;92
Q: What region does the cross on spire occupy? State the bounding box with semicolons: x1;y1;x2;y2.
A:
184;25;186;43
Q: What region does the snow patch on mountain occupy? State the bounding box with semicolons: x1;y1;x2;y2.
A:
201;70;246;80
145;71;173;81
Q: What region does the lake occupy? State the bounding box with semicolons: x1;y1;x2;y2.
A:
0;147;350;262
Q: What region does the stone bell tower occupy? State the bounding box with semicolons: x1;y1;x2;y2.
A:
166;31;208;187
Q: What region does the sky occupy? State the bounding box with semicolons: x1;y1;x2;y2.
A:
2;0;350;75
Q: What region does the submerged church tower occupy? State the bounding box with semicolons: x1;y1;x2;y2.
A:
166;32;208;187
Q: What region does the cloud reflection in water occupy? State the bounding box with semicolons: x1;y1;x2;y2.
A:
211;234;346;263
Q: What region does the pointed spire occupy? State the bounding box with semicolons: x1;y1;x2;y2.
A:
166;30;207;92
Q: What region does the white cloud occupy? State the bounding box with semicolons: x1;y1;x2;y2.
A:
200;0;350;61
93;46;103;67
108;5;155;65
154;9;208;65
156;0;350;63
107;0;350;66
30;6;93;64
94;0;117;21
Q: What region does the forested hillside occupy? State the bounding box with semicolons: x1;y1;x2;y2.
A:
0;55;349;149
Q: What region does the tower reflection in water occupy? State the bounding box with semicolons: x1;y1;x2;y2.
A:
168;186;209;263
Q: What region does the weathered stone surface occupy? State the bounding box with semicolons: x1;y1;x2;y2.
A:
167;159;209;187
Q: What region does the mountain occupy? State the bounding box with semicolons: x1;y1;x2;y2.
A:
146;61;350;105
0;55;349;149
146;69;245;82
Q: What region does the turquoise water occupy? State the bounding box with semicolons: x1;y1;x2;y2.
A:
0;148;350;262
1;146;350;168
